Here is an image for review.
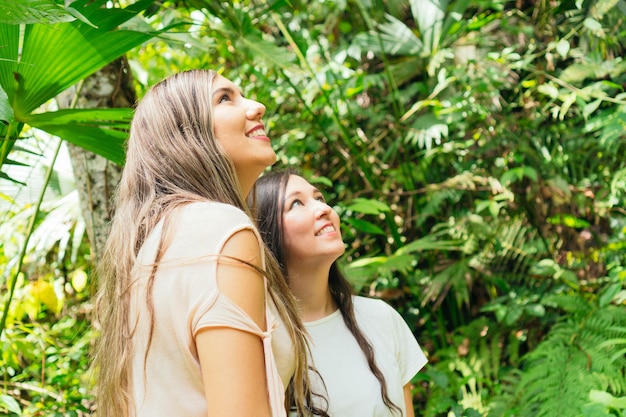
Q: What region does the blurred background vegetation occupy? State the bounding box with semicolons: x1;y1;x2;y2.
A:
1;0;625;416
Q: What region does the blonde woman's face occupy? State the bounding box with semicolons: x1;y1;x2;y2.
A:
211;75;277;180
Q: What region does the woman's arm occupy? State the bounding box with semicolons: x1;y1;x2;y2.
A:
196;228;271;417
404;383;415;417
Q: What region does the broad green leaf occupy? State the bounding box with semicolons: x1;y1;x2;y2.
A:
0;83;13;123
556;39;570;57
578;403;611;417
241;33;295;69
598;283;622;307
537;83;559;98
397;235;462;255
345;197;391;215
0;22;19;100
525;304;546;317
221;8;294;69
348;256;388;269
589;389;626;409
583;17;603;34
23;107;133;126
0;394;21;414
309;176;333;188
344;217;386;235
505;305;523;325
560;63;599;83
0;0;75;24
0;0;156;117
24;108;133;164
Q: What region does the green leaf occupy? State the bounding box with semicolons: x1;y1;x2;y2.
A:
598;283;622;307
546;214;591;228
522;166;538;182
463;408;482;417
0;0;156;117
525;304;546;317
397;234;462;254
309;176;333;188
345;197;391;215
505;305;524;325
0;394;21;414
556;39;570;57
0;0;75;24
377;13;425;55
24;108;132;164
561;63;599;83
344;217;386;235
579;403;613;417
70;269;88;292
589;389;626;409
410;0;447;54
348;256;388;269
0;83;14;123
537;83;559;98
583;17;603;33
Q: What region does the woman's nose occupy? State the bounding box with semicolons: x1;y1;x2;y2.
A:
315;202;332;218
246;99;266;119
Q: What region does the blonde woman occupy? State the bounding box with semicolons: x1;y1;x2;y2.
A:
251;170;428;417
92;70;326;417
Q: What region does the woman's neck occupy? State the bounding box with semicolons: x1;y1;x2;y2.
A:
287;262;337;322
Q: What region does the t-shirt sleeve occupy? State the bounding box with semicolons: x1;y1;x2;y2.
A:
387;305;428;385
160;202;267;338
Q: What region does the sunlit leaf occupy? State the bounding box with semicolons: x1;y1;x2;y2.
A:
0;0;75;24
344;217;386;235
0;394;21;414
345;197;391;215
0;0;156;116
70;269;88;293
398;234;462;254
589;389;626;409
556;39;570;57
30;280;58;313
0;83;13;123
546;214;591;228
24;108;132;164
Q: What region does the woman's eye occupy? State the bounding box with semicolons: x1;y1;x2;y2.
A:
218;94;230;104
289;199;303;209
316;196;326;203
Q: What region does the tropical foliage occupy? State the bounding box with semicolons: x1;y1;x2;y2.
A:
1;0;625;416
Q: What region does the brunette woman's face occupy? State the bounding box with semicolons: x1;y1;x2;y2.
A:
211;75;276;180
281;175;345;266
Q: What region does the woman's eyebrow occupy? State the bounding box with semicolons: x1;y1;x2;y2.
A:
212;86;244;98
284;190;303;200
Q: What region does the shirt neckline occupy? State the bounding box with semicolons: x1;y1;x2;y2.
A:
304;308;342;327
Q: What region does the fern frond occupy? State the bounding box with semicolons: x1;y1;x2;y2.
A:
416;187;463;227
492;299;626;417
472;217;547;284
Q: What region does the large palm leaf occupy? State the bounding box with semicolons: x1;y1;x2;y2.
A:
0;0;156;167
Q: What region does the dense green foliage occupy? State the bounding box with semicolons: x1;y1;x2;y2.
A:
1;0;625;416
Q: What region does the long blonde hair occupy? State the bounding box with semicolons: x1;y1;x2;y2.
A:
92;70;319;416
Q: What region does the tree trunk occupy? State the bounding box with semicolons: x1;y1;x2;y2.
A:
56;57;136;263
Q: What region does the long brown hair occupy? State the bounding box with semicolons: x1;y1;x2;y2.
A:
92;70;322;417
251;168;403;416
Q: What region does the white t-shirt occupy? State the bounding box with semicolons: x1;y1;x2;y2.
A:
305;296;427;417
